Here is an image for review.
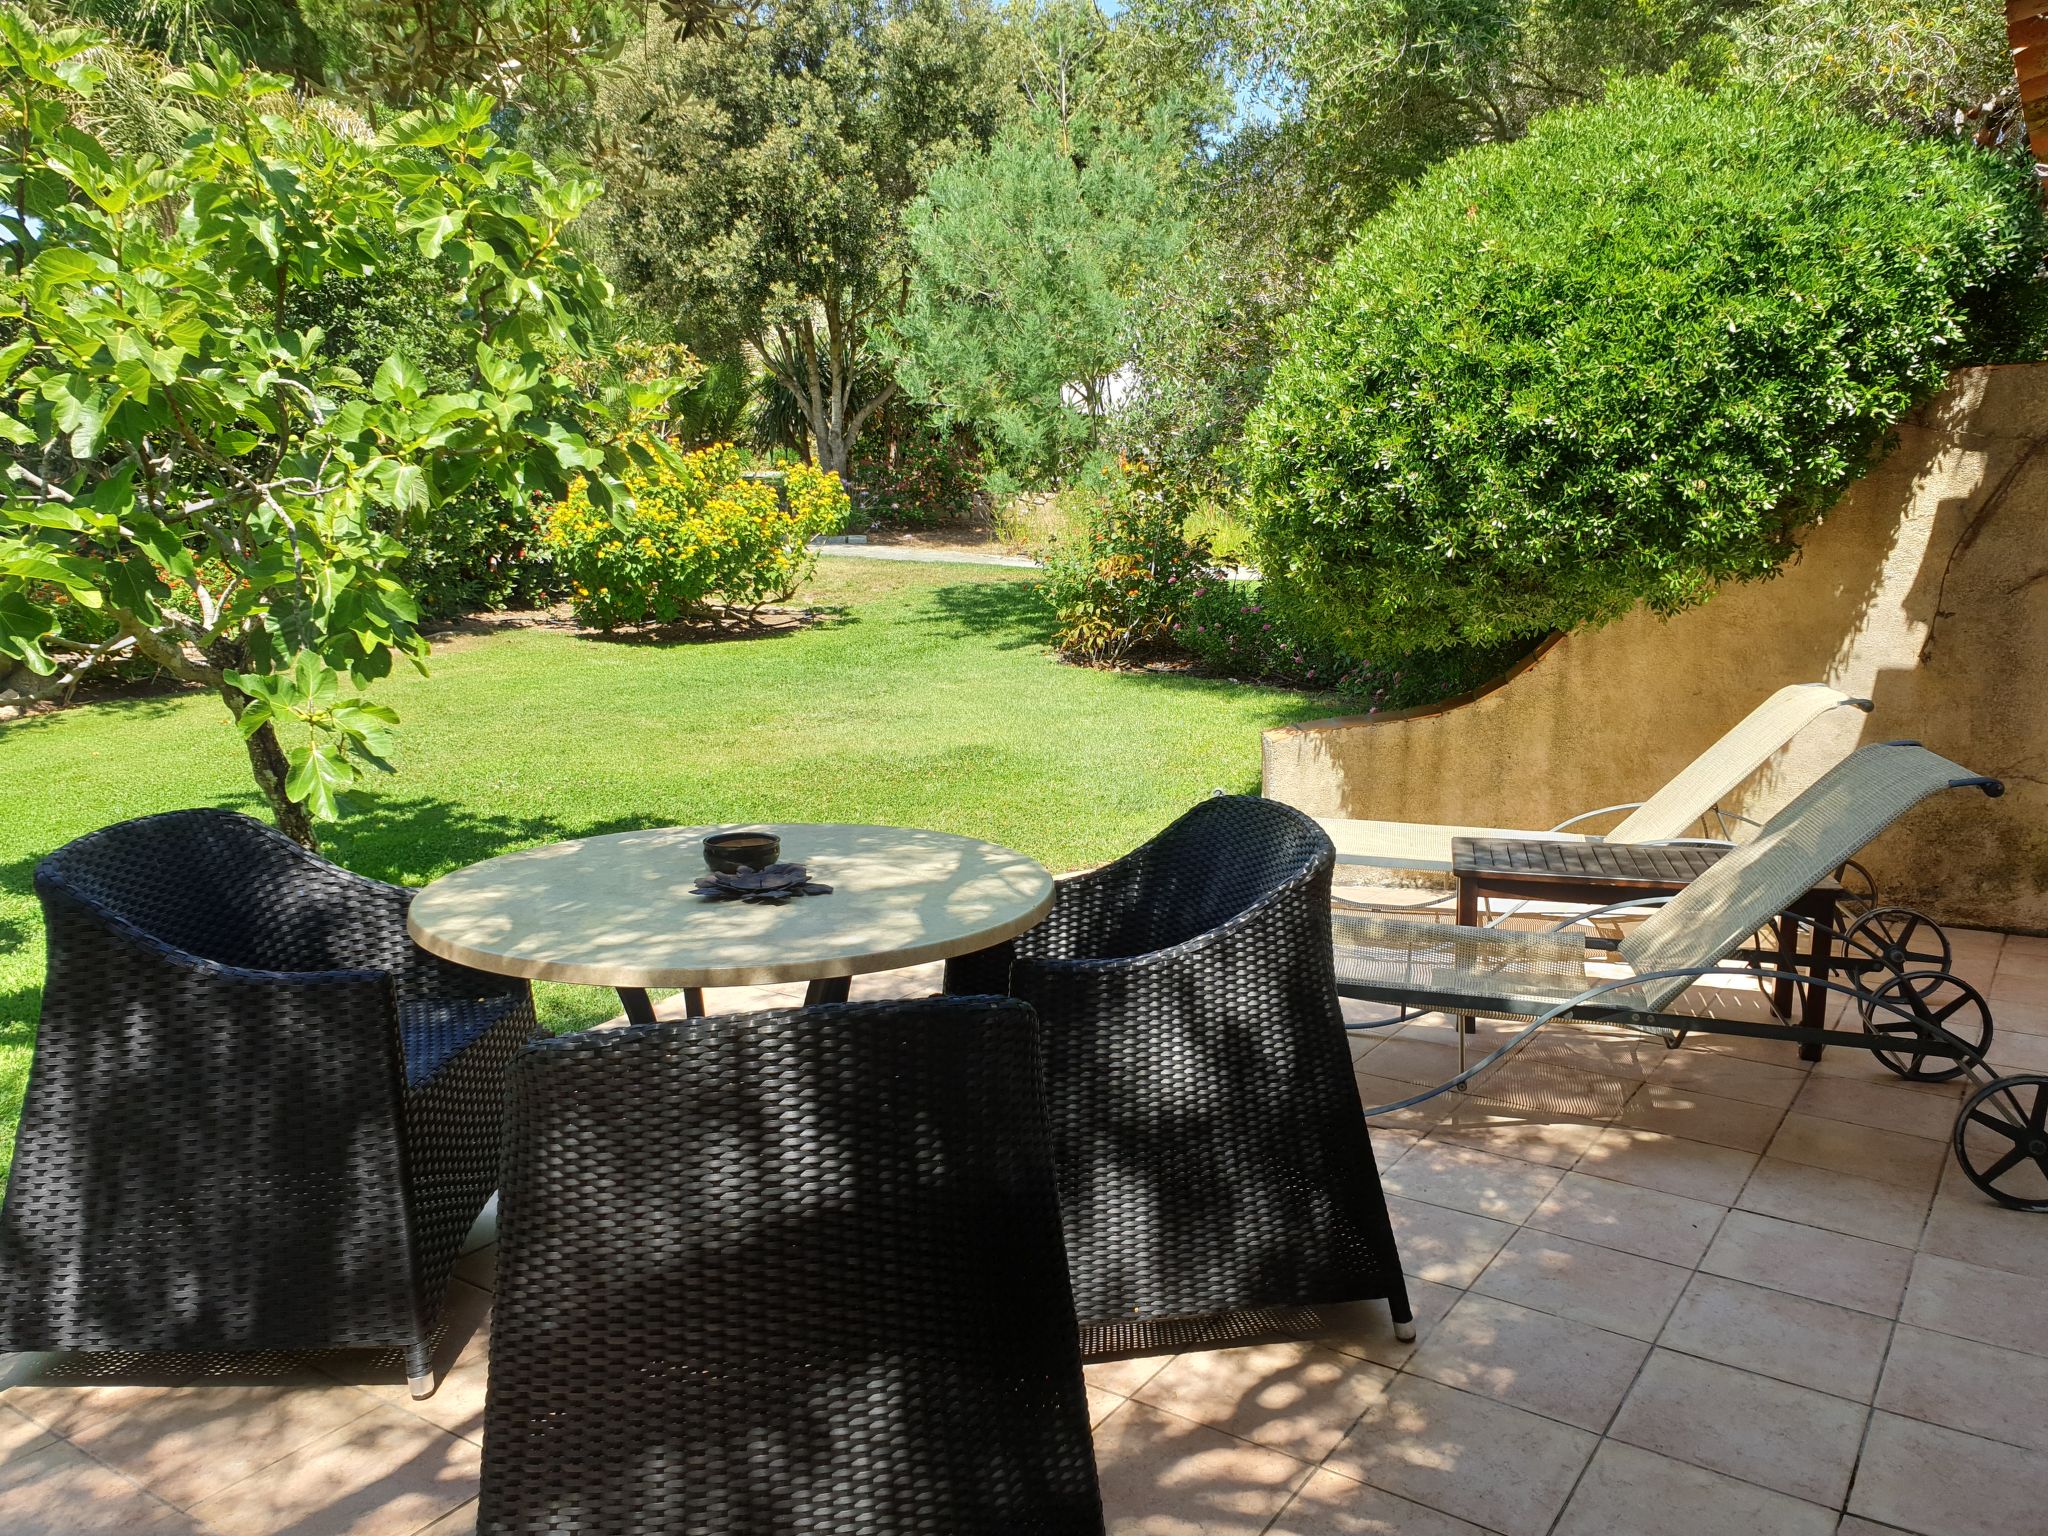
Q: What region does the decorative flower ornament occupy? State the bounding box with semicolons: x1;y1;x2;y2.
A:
692;863;834;904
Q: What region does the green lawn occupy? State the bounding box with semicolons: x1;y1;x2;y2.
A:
0;558;1346;1176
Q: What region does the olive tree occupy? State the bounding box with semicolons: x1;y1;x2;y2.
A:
590;0;1012;475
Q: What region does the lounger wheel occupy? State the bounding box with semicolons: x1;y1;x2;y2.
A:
1860;972;1992;1083
1844;908;1952;986
1831;859;1879;919
1952;1074;2048;1212
1845;908;1953;998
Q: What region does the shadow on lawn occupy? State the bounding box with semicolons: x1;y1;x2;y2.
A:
0;846;49;952
918;578;1055;650
1;853;48;1161
0;686;220;739
569;605;851;649
324;795;655;887
913;577;1353;728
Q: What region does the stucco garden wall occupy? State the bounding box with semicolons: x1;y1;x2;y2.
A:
1262;364;2048;931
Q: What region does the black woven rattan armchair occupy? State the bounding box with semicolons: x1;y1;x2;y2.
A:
945;795;1411;1354
479;995;1103;1536
0;808;537;1396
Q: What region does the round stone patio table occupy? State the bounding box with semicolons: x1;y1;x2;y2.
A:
406;822;1055;1023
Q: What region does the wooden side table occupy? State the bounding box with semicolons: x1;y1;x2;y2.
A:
1450;837;1843;1057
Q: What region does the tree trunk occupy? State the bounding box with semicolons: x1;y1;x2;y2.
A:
217;681;319;852
815;429;851;477
2013;3;2048;194
765;315;876;479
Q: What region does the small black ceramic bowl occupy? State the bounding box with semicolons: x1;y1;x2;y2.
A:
703;831;781;874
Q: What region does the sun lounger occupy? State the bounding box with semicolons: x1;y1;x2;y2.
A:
1320;683;1870;875
1331;742;2046;1209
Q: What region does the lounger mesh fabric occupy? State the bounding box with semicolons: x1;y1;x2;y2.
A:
944;795;1410;1354
1618;742;1993;1009
1332;744;1993;1021
0;809;537;1376
1605;682;1863;841
1330;913;1593;1017
477;997;1104;1536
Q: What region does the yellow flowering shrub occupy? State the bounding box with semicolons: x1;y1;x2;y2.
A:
539;446;850;629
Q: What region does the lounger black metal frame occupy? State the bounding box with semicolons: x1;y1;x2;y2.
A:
478;997;1105;1536
0;808;538;1395
947;794;1414;1352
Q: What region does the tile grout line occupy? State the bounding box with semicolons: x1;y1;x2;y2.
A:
1378;1093;1946;1530
1365;1037;2014;1530
1193;1287;1482;1535
1537;1277;1671;1536
159;1385;465;1526
15;1039;2008;1536
1691;1213;1916;1320
1092;1389;1326;1528
1106;979;1962;1533
1509;1163;1734;1272
1541;1287;1878;1531
31;1419;229;1532
1838;1316;1909;1528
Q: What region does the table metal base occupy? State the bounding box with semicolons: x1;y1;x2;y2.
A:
615;974;851;1025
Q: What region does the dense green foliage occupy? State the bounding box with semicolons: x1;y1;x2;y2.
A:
397;493;559;618
1733;0;2020;145
8;1;2039;803
1110;225;1294;503
1224;0;1746;255
40;0;704;120
287;239;555;620
0;21;674;843
1180;582;1523;703
0;556;1341;1178
890;112;1189;482
883;0;1210;485
1037;465;1524;699
846;402;983;523
672;359;753;449
1097;0;1758;508
1245;78;2048;661
35;0;329;77
589;0;1011;475
1038;465;1208;663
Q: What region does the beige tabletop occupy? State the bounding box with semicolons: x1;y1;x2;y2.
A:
406;823;1055;989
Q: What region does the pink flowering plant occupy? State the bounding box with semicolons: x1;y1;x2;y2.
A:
1038;461;1210;664
1038;462;1527;705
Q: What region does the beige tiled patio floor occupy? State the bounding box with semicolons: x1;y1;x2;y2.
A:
5;933;2048;1536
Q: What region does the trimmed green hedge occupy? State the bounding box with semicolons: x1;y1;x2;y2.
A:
1244;78;2047;660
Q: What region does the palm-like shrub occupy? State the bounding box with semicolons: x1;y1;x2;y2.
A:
1244;79;2047;660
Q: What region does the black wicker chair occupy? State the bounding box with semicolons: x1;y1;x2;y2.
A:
479;996;1104;1536
945;795;1411;1354
0;808;536;1396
